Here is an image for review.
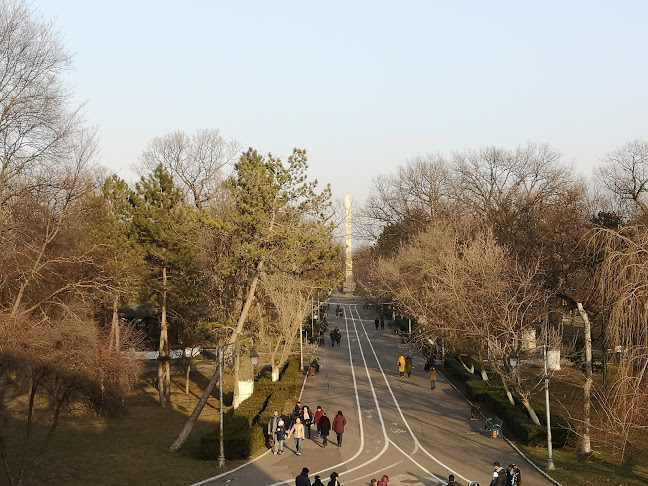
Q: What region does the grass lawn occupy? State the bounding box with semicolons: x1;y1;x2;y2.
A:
3;362;260;486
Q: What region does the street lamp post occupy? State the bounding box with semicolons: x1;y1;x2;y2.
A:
543;344;555;470
218;344;258;468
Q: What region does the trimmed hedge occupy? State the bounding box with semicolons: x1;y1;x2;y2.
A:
201;358;301;460
444;355;571;447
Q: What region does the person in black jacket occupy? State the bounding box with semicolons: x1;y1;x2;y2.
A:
319;411;331;446
490;462;506;486
296;467;311;486
312;475;325;486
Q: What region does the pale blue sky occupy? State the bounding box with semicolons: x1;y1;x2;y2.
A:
37;1;648;205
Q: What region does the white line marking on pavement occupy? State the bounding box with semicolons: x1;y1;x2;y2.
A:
355;307;473;485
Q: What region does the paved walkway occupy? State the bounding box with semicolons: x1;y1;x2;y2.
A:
192;295;557;486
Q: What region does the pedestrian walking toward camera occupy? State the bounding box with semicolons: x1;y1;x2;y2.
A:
330;330;336;347
302;405;312;439
375;318;379;330
429;366;437;390
313;405;324;438
335;328;342;346
377;475;389;486
397;355;406;378
332;410;346;447
380;317;385;329
490;462;506;486
268;410;280;448
287;417;305;455
447;474;461;486
313;475;325;486
296;467;311;486
319;411;331;446
327;472;340;486
274;419;286;454
405;356;413;377
292;401;302;423
510;465;522;486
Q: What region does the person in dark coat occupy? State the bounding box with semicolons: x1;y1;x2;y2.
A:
332;410;346;447
375;318;379;330
296;467;311;486
447;474;461;486
327;471;340;486
405;356;413;377
318;411;331;446
312;475;325;486
490;462;506;486
330;330;336;347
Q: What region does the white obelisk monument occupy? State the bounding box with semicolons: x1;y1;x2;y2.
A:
343;194;356;295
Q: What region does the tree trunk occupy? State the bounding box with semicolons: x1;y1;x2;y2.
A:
502;379;515;406
457;355;474;374
111;295;120;351
169;261;265;451
521;396;542;425
168;362;220;452
478;349;488;381
578;303;593;454
158;266;169;406
271;364;280;382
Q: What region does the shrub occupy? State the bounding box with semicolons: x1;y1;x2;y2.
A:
444;355;572;447
201;358;301;460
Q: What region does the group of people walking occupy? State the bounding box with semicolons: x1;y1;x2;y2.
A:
267;401;347;456
396;354;438;389
330;328;342;347
489;461;522;486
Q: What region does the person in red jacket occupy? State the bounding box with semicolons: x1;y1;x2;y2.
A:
332;410;347;447
313;406;324;438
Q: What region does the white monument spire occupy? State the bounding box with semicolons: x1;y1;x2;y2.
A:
343;194;356;295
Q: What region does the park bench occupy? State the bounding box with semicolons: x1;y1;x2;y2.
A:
484;416;503;438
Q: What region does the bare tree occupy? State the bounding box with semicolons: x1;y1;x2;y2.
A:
597;139;648;218
592;225;648;462
137;129;241;210
258;273;312;381
0;310;141;486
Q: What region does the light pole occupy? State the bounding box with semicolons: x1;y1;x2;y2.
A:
218;344;259;468
543;344;555;470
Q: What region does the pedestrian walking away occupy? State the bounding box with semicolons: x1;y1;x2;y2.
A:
377;475;389;486
327;471;341;486
375;318;379;330
490;461;506;486
296;467;311;486
405;356;413;377
330;330;336;347
429;366;437;390
447;474;461;486
397;355;406;378
319;411;331;446
274;419;286;454
292;400;302;424
287;417;305;455
302;405;312;439
313;405;324;438
267;410;280;448
380;317;385;329
332;410;346;447
313;475;325;486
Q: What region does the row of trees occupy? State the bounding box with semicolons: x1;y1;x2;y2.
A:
0;1;342;483
357;141;648;462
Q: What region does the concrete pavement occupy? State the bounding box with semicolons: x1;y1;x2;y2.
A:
192;295;557;486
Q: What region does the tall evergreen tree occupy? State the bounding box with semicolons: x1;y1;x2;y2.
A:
130;164;198;406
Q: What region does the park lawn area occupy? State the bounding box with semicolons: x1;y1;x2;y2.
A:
519;446;648;486
522;363;648;485
4;362;253;486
